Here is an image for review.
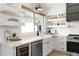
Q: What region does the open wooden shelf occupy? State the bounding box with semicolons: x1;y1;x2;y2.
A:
47;25;68;28
47;18;66;22
21;5;46;16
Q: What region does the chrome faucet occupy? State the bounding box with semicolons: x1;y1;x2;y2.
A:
5;29;11;40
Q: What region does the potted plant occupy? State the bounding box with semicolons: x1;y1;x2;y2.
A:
12;33;16;37
12;33;17;40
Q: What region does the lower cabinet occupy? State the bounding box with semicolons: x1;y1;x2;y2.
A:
0;44;16;56
43;36;54;56
0;44;29;56
54;36;67;52
0;36;67;56
0;36;54;56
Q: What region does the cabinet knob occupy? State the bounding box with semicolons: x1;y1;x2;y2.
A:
46;41;50;44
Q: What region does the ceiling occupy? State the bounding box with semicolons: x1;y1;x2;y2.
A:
21;3;53;14
2;3;66;15
31;3;54;13
29;3;66;14
0;3;66;17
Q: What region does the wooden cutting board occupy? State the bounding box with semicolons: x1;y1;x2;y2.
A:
9;39;21;41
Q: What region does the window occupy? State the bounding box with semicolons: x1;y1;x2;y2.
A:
21;11;34;34
21;22;34;33
21;13;44;34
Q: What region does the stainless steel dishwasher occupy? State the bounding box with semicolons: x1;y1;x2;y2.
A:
31;40;43;56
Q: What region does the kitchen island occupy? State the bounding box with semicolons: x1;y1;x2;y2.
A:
0;34;53;56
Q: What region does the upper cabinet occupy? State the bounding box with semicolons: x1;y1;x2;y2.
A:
67;3;79;7
66;3;79;22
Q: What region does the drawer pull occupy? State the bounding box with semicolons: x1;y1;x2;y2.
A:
46;41;50;44
61;42;64;44
61;48;64;49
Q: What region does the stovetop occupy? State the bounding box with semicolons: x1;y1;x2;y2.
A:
67;34;79;42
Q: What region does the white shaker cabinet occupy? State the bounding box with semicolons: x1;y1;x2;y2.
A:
47;37;54;54
0;44;16;56
54;36;67;52
43;36;54;56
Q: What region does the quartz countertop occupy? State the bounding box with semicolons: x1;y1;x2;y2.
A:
0;34;52;48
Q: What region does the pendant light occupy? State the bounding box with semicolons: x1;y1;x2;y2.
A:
35;4;42;11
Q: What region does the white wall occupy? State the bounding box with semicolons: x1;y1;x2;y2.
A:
47;3;66;15
0;26;21;42
47;3;67;36
68;21;79;34
0;3;22;42
53;21;79;36
54;27;69;36
46;3;79;36
0;27;5;42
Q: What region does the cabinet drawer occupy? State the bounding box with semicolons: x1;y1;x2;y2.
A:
58;44;66;51
59;41;66;44
43;40;49;45
43;37;52;44
43;38;49;43
58;37;66;42
58;47;66;51
58;40;66;44
59;44;66;48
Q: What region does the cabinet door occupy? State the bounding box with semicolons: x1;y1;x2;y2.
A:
67;4;79;13
1;45;16;56
51;37;54;50
54;37;59;50
43;38;49;56
43;44;48;56
43;36;54;56
47;37;54;54
67;3;79;22
43;39;48;56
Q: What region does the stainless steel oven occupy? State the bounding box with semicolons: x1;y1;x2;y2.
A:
67;34;79;53
67;41;79;53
